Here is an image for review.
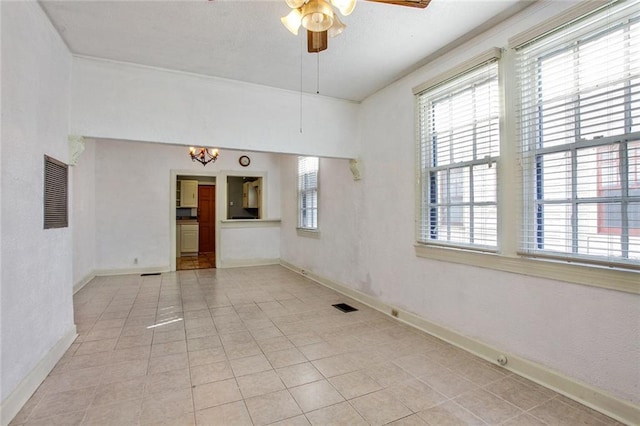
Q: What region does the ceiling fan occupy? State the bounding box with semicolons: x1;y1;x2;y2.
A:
281;0;432;52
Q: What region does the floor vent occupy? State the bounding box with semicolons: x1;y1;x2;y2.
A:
332;303;358;313
140;272;161;276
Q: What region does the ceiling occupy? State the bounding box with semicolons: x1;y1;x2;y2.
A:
40;0;536;102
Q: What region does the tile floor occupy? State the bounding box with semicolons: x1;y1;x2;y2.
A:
11;265;623;425
177;253;216;271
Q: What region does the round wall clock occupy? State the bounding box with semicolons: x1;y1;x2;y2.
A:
239;155;251;167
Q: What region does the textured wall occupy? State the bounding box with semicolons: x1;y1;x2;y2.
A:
93;139;282;271
0;1;74;401
71;139;96;287
70;57;360;159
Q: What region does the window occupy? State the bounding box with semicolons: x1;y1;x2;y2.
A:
416;53;501;250
298;156;318;230
44;155;68;229
517;1;640;266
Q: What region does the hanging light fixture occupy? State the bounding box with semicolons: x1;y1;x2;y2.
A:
189;147;219;166
281;0;356;51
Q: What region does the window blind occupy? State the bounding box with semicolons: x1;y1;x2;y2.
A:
516;0;640;268
44;155;68;229
298;156;319;230
416;57;500;250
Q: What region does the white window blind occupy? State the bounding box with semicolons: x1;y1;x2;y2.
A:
417;58;500;250
516;0;640;268
298;156;319;230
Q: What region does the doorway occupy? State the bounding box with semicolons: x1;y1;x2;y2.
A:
175;175;216;271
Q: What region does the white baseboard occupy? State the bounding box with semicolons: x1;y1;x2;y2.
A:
94;265;169;276
0;326;77;426
73;272;96;294
220;258;280;268
280;260;640;426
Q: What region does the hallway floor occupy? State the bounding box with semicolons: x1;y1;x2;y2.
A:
177;253;216;271
11;266;621;425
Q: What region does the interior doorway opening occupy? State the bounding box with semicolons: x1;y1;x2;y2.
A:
176;174;216;270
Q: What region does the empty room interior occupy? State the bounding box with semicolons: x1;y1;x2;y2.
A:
1;0;639;425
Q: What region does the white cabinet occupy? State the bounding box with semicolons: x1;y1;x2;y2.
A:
181;224;199;253
180;180;198;208
242;181;261;209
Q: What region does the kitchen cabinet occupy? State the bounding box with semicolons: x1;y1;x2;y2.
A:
181;224;199;253
180;180;198;208
242;180;261;209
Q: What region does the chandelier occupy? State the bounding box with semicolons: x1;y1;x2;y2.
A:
189;147;219;166
281;0;356;52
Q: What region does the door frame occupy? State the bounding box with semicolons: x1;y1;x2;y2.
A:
170;169;221;271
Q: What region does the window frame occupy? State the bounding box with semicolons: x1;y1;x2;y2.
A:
297;156;319;232
415;49;502;252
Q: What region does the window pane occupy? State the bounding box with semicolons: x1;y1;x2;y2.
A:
540;152;571;201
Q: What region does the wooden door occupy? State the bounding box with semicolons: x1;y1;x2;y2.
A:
198;185;216;253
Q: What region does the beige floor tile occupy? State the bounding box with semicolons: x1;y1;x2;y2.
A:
82;399;142;426
230;354;273;377
140;388;194;424
145;368;192;396
109;345;151;363
289;379;345;413
389;378;448;412
257;336;294;353
483;376;555;411
417;401;487;426
84;327;123;341
351;389;413;425
502;413;548;426
187;335;222;351
245;389;302;426
365;362;414;387
276;362;324;388
265;347;308;369
190;360;234;386
148;352;190;375
237;369;286;398
28;387;96;419
224;342;263;360
101;359;149;384
21;410;86;426
39;365;105;395
193;378;243;410
74;338;118;356
312;353;361;378
454;388;523;424
387;414;429;425
529;398;611;426
393;354;441;377
150;340;187;358
306;401;368;425
451;359;508;387
153;328;186;344
329;370;382;400
188;346;227;367
418;368;477;398
195;400;253;425
92;377;146;406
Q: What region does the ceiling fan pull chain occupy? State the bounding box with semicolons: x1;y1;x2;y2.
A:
316;51;320;94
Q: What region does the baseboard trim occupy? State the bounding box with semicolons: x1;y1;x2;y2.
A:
73;271;96;294
0;326;77;426
94;265;169;277
220;258;280;268
280;260;639;425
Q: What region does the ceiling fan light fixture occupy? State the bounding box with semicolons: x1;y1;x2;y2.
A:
328;14;346;38
285;0;305;8
301;0;334;32
331;0;356;16
281;8;302;35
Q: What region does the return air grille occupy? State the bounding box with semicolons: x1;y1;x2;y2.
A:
44;155;68;229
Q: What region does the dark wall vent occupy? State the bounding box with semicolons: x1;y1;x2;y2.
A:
44;155;68;229
332;303;358;313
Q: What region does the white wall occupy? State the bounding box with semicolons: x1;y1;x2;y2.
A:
93;139;282;272
70;57;360;159
0;0;75;408
280;0;640;408
72;139;96;288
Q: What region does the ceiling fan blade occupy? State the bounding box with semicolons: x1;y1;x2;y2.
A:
366;0;431;8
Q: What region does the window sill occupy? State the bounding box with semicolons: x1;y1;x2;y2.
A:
414;244;639;295
297;228;321;239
